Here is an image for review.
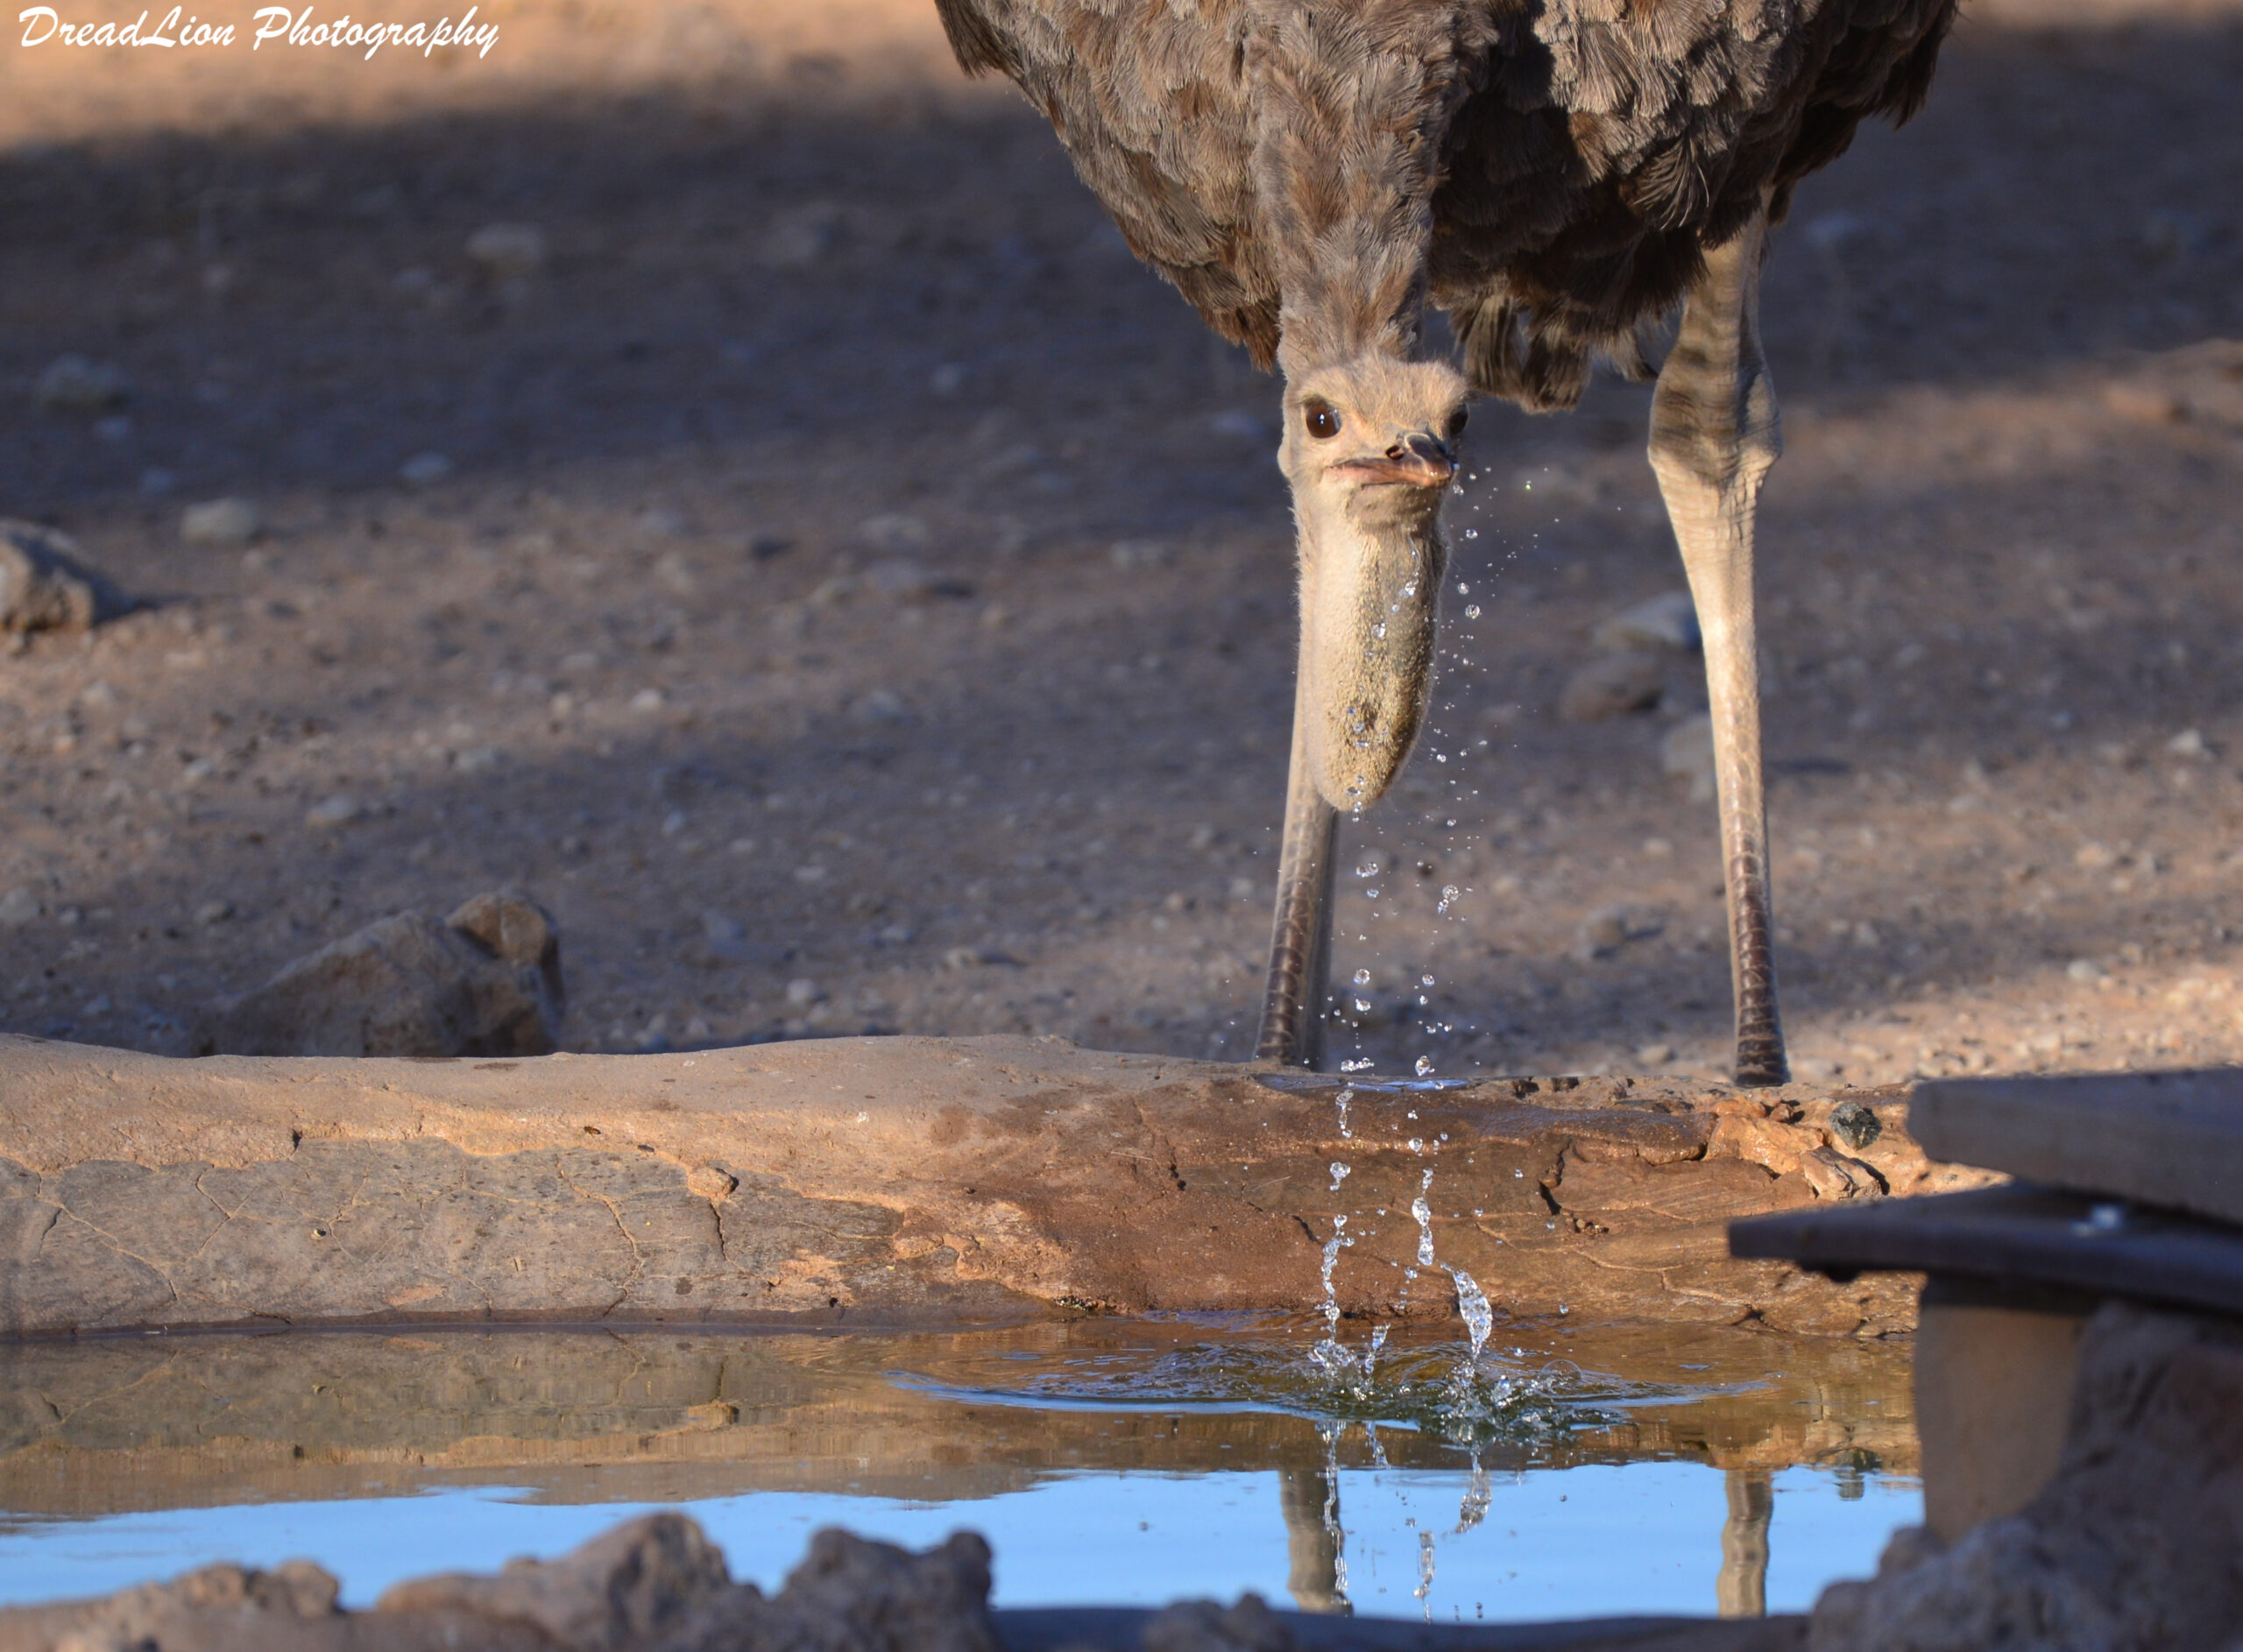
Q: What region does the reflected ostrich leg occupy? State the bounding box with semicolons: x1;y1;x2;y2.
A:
1716;1467;1774;1617
1278;1461;1350;1613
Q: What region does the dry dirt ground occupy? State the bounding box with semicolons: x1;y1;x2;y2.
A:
2;0;2240;1084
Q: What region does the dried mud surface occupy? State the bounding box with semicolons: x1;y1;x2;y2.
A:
2;0;2241;1084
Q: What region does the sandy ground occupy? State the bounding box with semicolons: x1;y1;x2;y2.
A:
1;0;2240;1086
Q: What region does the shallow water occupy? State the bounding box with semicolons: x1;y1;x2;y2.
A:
0;1316;1915;1622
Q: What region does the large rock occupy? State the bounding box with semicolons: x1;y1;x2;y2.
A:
1808;1301;2243;1648
190;893;564;1058
0;521;129;635
0;1034;1979;1337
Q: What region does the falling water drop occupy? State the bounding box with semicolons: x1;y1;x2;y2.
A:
1335;1087;1352;1137
1447;1266;1496;1363
1464;604;1482;620
1352;968;1371;985
1415;1055;1436;1077
1414;1530;1437;1620
1329;1161;1351;1193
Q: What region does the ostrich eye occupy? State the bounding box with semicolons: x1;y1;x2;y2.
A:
1303;399;1342;440
1445;405;1470;441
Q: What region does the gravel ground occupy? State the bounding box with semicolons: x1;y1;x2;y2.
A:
2;0;2240;1084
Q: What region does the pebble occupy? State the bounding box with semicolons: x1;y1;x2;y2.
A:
1829;1098;1883;1149
1575;903;1663;960
1633;1041;1675;1066
180;498;262;546
35;355;131;414
464;222;548;281
2169;728;2207;758
851;688;909;725
785;978;824;1008
399;452;452;486
195;899;235;925
1593;589;1701;653
2074;842;2119;872
0;520;128;634
305;794;362;829
1559;650;1665;722
0;887;41;927
2067;958;2108;983
929;363;967;397
858;514;930;555
630;688;667;712
2103;380;2184;425
761;202;844;269
1110;539;1172;568
1659;715;1716;801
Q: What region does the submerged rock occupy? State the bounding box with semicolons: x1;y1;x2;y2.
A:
0;520;131;634
191;892;564;1057
1558;649;1665;723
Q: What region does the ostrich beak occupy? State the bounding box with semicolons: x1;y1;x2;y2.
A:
1332;432;1457;491
1294;432;1452;814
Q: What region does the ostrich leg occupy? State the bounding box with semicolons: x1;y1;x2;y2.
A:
1648;204;1790;1087
1258;674;1339;1066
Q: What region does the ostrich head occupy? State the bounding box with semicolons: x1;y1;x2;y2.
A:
1279;353;1468;814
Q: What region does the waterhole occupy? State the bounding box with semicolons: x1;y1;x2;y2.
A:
0;1316;1914;1621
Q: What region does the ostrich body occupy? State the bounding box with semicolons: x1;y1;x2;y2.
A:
934;0;1953;1084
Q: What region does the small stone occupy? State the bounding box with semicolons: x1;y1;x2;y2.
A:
180;498;262;546
305;794;363;829
851;688;909;725
1594;589;1701;653
464;222;548;281
630;688;667;712
0;520;130;634
138;468;178;496
858;514;930;555
2103;381;2184;424
399;452;452;486
0;887;41;927
2168;728;2207;758
929;363;967;397
1829;1098;1883;1150
1659;714;1717;801
761;202;844;269
454;745;504;776
864;559;937;600
2074;842;2119;871
1560;649;1665;722
1795;1056;1842;1082
195;899;235;925
1575;902;1662;959
785;978;824;1008
1110;539;1172;568
943;945;986;971
2067;958;2108;983
35;355;131;413
1634;1041;1676;1066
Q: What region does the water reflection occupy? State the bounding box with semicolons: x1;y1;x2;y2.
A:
0;1316;1914;1618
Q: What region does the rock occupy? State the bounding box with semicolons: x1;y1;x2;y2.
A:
2102;379;2184;424
2168;728;2207;758
464;222;548;281
194;899;235;926
1829;1098;1883;1151
1808;1303;2243;1649
399;451;452;486
690;911;790;970
858;513;930;555
34;354;131;413
304;794;363;829
1143;1593;1296;1652
786;978;824;1008
761;202;845;270
1660;713;1717;801
1593;589;1701;653
1575;902;1662;960
180;497;263;546
0;1037;1935;1334
0;886;41;928
1558;649;1666;723
190;893;564;1058
0;519;129;633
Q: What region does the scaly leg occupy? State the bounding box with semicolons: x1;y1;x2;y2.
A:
1258;674;1338;1067
1649;204;1789;1087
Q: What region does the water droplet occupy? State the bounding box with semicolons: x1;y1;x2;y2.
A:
1352;968;1371;985
1407;1136;1426;1153
1462;527;1478;540
1455;582;1469;595
1420;974;1436;987
1464;604;1482;619
1415;1055;1436;1077
1329;1161;1351;1192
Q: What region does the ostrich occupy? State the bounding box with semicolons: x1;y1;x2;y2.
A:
932;0;1953;1084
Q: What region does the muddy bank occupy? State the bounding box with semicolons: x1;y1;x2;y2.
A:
0;1034;1972;1336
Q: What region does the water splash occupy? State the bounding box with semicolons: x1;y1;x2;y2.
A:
1446;1266;1496;1366
1455;1451;1492;1535
1412;1169;1436;1267
1334;1086;1352;1138
1328;1161;1351;1194
1414;1528;1437;1620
